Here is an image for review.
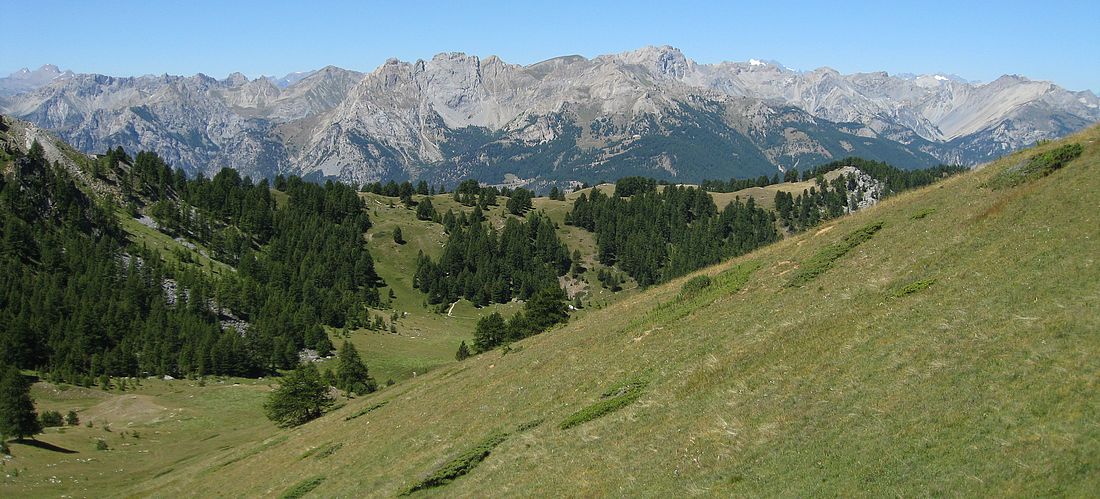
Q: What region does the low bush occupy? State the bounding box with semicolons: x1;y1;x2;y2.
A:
301;442;343;460
279;476;325;499
403;433;509;494
559;379;647;430
39;410;64;427
679;275;712;298
402;420;542;494
787;222;883;287
344;401;388;421
990;143;1083;189
892;278;935;298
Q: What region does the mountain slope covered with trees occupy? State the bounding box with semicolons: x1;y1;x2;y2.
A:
0;116;381;381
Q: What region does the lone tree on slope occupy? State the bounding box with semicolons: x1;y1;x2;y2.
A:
263;363;333;427
335;341;376;396
0;366;42;441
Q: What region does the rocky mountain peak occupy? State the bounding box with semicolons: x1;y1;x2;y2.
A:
224;72;249;86
610;45;692;79
0;64;74;96
1;47;1096;186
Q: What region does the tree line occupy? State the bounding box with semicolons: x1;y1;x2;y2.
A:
414;211;571;307
566;184;777;285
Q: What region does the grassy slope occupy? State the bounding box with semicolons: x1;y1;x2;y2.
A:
334;189;649;383
0;378;273;497
711;168;853;210
140;127;1100;496
569;170;851;212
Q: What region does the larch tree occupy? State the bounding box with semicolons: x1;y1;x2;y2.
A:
335;341;376;396
263;363;333;427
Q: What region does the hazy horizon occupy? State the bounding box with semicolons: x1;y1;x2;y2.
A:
2;0;1097;93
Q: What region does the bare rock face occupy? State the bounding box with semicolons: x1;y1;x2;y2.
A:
2;47;1097;185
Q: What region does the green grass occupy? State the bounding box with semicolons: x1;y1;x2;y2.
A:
892;278;935;298
117;208;231;275
278;475;325;499
989;142;1084;189
402;419;543;495
344;400;388;421
559;379;648;430
909;207;937;220
300;442;342;460
13;126;1100;497
679;275;713;298
327;191;642;384
161;125;1100;497
401;432;510;495
0;377;275;497
785;221;884;287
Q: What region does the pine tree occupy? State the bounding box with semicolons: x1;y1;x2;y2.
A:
335;341;376;395
0;367;41;441
519;286;569;334
416;197;436;221
393;226;404;244
455;341;471;361
473;312;507;352
263;363;333;427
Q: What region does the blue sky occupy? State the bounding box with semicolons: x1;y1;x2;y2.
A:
3;0;1097;92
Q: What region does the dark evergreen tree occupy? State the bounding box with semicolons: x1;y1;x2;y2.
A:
455;341;471;361
506;188;534;215
393;226;404;244
513;285;569;336
39;410;63;427
473;312;506;352
335;341;376;395
416;197;436;221
0;367;41;441
0;146;380;379
614;176;657;197
263;363;333;427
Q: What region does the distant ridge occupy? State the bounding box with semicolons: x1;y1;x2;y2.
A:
2;47;1097;185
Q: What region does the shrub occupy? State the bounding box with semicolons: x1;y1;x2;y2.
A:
39;410;64;427
402;420;541;495
892;278;935;298
679;275;712;298
301;442;342;460
403;433;509;494
344;401;388;421
787;222;883;287
990;143;1084;189
279;476;325;499
909;207;936;220
95;439;109;451
560;379;648;430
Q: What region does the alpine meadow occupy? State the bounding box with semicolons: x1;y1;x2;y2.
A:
1;2;1099;496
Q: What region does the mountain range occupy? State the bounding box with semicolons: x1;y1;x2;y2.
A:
2;46;1097;186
